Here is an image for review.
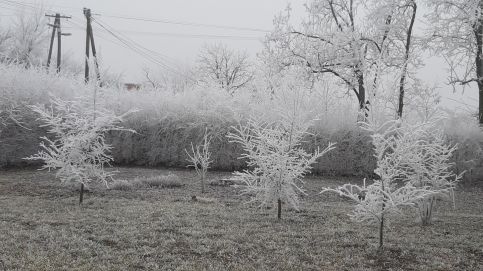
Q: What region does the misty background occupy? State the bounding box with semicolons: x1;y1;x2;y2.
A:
0;0;477;112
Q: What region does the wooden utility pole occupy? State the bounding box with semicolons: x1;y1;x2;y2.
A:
46;15;58;69
46;13;71;72
83;8;101;84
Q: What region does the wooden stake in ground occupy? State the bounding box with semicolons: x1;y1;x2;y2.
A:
79;183;84;205
277;198;282;220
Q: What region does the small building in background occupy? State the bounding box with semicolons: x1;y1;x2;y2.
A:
124;83;141;91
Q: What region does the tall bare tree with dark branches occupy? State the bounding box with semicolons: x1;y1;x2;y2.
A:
197;43;253;93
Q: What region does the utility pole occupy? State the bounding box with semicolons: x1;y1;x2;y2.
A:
83;8;101;84
46;13;71;72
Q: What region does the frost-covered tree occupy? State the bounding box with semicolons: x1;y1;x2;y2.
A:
387;0;418;118
400;120;463;225
229;86;335;219
197;43;253;93
321;120;445;249
0;8;48;67
25;96;133;204
186;130;212;193
425;0;482;122
264;0;423;119
264;2;370;112
407;84;443;121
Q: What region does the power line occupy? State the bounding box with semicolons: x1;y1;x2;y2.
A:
443;96;477;109
0;0;77;12
65;19;127;48
62;22;262;41
97;29;263;40
93;17;179;68
1;0;272;33
99;14;271;33
0;0;36;9
91;17;191;79
0;2;34;13
1;1;265;41
0;0;60;16
67;21;179;67
1;1;263;81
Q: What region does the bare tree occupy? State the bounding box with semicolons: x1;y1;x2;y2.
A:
197;43;253;93
143;66;195;93
143;67;162;90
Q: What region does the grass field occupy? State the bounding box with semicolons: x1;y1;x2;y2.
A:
0;167;482;271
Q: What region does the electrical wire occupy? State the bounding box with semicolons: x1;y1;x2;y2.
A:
0;0;76;12
0;2;36;13
0;1;264;41
95;17;194;69
0;0;185;75
68;18;188;81
443;96;477;109
0;0;63;16
91;29;263;40
2;0;271;33
65;18;127;48
91;18;193;80
93;17;180;69
1;0;264;81
99;14;271;33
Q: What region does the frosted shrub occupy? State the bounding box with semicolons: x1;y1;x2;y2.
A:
186;131;212;193
229;88;335;219
401;120;463;225
25;96;134;203
321;120;445;249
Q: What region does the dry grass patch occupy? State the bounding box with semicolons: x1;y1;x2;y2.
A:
140;174;184;188
110;174;184;191
0;167;482;270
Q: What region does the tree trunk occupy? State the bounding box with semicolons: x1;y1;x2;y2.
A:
397;1;417;119
420;196;435;226
357;72;366;111
476;0;483;124
277;198;282;220
201;176;205;194
79;183;84;205
356;69;367;121
379;213;384;250
379;181;386;251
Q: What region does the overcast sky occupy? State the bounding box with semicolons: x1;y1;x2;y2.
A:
0;0;478;112
37;0;295;80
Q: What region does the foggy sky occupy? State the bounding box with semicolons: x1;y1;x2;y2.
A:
1;0;478;112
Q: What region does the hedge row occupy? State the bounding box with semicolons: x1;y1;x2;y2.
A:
0;63;481;183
